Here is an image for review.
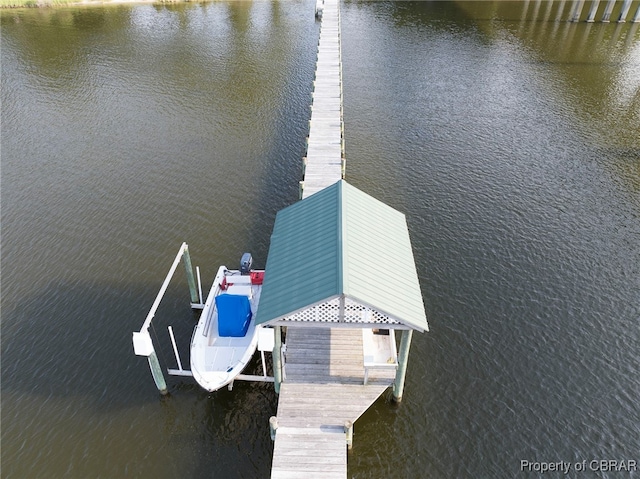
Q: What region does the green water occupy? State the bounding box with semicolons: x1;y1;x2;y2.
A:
2;1;639;477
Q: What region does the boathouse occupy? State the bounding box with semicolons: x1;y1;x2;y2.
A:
256;179;427;334
256;179;428;478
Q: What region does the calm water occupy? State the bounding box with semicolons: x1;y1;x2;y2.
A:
2;1;639;478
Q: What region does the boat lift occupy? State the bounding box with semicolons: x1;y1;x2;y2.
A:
132;243;277;394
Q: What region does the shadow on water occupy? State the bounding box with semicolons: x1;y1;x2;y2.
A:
0;270;280;402
1;277;278;477
179;371;277;478
2;278;194;409
157;378;276;478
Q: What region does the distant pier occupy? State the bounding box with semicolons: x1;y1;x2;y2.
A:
568;0;640;22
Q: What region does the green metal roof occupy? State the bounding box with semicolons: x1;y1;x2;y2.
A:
255;180;428;332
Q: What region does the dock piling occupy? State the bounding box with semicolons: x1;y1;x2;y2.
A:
618;0;633;21
133;331;168;395
570;0;585;22
586;0;600;21
148;350;168;395
602;0;616;21
392;330;413;403
273;326;283;394
345;420;353;450
182;246;200;306
269;416;278;441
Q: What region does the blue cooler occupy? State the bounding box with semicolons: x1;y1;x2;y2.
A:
216;294;252;337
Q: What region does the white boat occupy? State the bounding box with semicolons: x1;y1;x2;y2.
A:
190;256;264;392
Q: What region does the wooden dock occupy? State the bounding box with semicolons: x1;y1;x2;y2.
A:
271;3;395;476
266;1;428;477
271;329;395;478
301;0;344;200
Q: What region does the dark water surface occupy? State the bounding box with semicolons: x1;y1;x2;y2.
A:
2;1;639;478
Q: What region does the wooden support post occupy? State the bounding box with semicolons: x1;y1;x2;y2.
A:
148;350;168;395
570;0;585;21
270;416;278;441
344;420;353;450
134;331;168;394
182;246;200;305
602;0;616;21
618;0;632;21
586;0;600;21
392;329;413;403
273;326;283;394
633;3;640;22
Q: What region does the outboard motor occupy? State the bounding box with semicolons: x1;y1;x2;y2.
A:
240;253;253;275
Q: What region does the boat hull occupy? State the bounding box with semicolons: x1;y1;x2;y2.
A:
190;265;263;392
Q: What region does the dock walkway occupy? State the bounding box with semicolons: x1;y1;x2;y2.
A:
271;329;394;478
301;0;344;200
269;2;406;477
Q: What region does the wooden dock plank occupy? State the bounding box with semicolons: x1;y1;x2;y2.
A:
271;424;347;478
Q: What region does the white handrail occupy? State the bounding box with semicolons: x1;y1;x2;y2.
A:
139;242;189;333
